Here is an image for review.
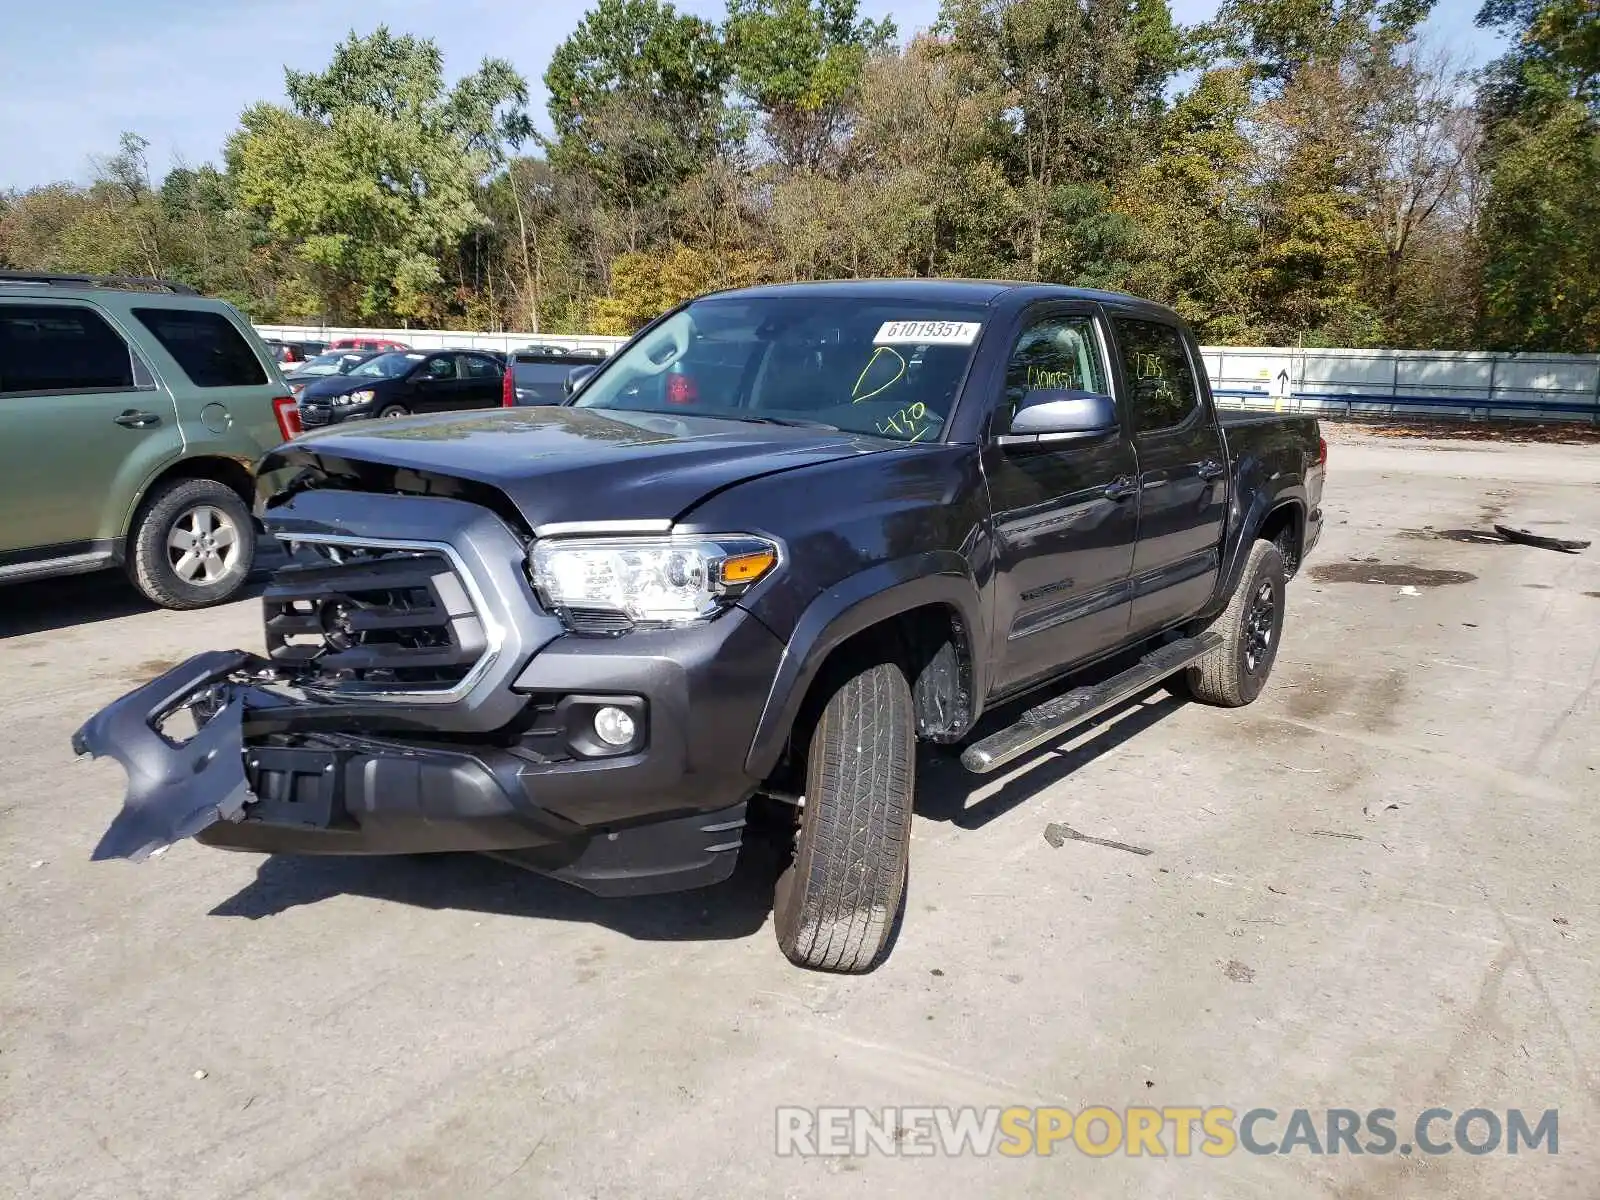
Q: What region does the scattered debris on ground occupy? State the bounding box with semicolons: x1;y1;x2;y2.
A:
1493;525;1591;553
1043;823;1153;856
1324;420;1600;446
1309;563;1475;587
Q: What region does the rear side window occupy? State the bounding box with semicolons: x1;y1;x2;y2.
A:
462;354;500;379
1112;318;1200;434
0;303;143;395
132;308;268;388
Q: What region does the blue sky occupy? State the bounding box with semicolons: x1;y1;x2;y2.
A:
0;0;1503;189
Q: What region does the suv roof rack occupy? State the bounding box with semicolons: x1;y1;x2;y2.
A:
0;271;199;296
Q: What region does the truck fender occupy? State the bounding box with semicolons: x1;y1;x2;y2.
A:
1217;485;1307;607
743;551;985;780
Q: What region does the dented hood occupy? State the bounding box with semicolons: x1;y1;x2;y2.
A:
264;406;889;529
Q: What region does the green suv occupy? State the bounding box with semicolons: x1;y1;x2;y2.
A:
0;273;297;608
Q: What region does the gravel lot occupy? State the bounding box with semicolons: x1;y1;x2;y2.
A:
3;431;1598;1199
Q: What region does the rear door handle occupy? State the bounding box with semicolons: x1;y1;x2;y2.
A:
1104;476;1138;501
114;409;161;429
1197;459;1225;480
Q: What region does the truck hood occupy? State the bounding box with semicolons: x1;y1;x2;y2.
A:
263;405;893;530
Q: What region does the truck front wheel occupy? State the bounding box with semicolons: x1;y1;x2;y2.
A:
774;660;914;973
1175;537;1287;707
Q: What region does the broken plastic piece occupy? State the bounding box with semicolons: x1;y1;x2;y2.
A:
1493;525;1590;554
73;650;261;862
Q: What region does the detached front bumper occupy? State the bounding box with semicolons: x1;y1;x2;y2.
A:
75;621;781;897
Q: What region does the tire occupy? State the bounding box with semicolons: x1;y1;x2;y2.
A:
378;404;410;418
1176;538;1286;707
774;660;915;973
127;478;256;610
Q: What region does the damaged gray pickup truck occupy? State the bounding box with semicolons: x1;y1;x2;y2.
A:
76;280;1325;973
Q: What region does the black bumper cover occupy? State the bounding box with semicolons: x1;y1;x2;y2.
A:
73;651;753;897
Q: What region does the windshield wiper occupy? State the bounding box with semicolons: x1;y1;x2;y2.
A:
709;414;841;431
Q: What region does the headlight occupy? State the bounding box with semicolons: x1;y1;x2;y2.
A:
528;534;779;631
336;390;375;406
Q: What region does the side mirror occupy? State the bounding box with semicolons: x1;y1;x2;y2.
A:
564;364;600;398
998;389;1118;447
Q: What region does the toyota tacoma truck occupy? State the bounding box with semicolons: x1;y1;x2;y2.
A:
75;281;1325;973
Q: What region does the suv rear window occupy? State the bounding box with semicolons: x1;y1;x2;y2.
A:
132;308;268;388
0;304;142;394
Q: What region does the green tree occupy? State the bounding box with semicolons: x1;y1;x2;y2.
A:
228;27;529;323
724;0;896;172
1473;0;1599;349
1118;68;1264;340
1206;0;1435;86
940;0;1183;274
544;0;732;199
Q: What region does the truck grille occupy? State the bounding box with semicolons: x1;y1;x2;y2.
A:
263;539;490;700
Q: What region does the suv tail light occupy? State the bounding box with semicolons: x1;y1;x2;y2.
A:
502;363;516;407
1318;436;1328;468
272;395;302;441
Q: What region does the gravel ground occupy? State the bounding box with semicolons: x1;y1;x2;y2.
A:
2;434;1597;1199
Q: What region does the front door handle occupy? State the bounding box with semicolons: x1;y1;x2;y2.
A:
1104;476;1138;501
1197;459;1225;480
115;409;161;429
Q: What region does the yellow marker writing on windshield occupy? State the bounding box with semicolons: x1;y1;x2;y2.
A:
853;346;906;403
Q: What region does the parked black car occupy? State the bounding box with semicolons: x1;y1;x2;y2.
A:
78;280;1325;974
281;349;383;395
503;344;612;406
296;348;504;426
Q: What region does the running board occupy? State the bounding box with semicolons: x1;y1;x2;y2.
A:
960;633;1223;775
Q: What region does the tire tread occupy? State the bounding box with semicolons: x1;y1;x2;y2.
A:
777;661;914;973
1182;538;1284;708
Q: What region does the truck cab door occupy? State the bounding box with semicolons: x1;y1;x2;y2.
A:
1109;315;1227;635
460;353;502;407
981;305;1139;696
410;354;463;413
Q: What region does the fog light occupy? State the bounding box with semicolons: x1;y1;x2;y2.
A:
593;705;636;747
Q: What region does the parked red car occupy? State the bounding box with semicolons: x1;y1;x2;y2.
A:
329;336;411;352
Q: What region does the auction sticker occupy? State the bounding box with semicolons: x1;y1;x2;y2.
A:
874;320;981;346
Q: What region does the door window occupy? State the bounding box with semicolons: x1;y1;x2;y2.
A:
999;313;1109;434
1112;319;1200;434
0;304;147;396
133;308;268;388
461;354;500;379
422;356;457;380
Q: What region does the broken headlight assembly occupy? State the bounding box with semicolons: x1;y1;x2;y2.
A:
528;534;779;633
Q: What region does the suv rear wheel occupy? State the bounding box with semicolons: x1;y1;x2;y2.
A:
127;478;255;609
774;660;914;973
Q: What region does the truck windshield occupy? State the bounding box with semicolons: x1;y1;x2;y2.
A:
572;296;987;442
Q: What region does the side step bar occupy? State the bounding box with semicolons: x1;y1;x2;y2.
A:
960;633;1223;775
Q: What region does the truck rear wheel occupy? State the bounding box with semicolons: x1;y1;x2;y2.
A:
774;660;914;973
1175;538;1286;707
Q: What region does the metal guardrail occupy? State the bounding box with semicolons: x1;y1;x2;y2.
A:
1202;346;1600;424
258;326;1600;424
